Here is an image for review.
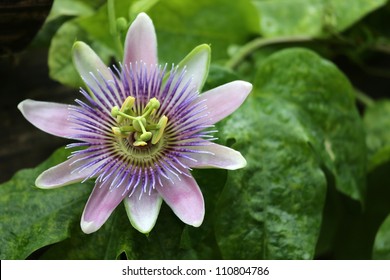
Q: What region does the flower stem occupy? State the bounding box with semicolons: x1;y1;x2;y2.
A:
225;36;313;70
354;89;375;108
107;0;124;59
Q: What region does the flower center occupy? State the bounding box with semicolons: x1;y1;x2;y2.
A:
110;96;168;147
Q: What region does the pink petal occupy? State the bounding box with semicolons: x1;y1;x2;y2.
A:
200;81;252;125
35;154;100;189
157;171;204;227
81;180;128;234
124;188;162;234
18;99;74;138
176;44;210;91
185;142;247;170
123;13;157;66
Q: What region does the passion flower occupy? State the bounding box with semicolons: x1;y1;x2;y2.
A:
18;13;252;234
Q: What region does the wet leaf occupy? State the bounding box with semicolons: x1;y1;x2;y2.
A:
0;148;91;259
254;48;366;201
253;0;387;38
215;95;327;259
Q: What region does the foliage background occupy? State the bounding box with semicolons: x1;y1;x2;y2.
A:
1;0;390;259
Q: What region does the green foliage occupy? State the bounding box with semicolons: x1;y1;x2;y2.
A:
4;0;390;260
253;0;387;37
373;214;390;259
364;100;390;171
254;48;366;201
47;0;259;87
0;148;92;259
48;0;129;87
144;0;260;63
215;95;327;259
215;48;365;259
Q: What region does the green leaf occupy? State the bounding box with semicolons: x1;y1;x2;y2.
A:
253;0;387;38
130;0;160;18
46;0;101;22
254;48;366;202
215;95;327;259
146;0;260;63
215;48;366;259
40;204;135;260
364;100;390;171
48;19;86;88
203;64;240;92
0;148;92;259
373;214;390;259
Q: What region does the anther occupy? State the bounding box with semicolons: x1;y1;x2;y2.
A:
112;126;127;138
111;106;120;118
140;131;152;141
152;115;168;144
133;140;148;146
142;97;160;117
118;96;135;122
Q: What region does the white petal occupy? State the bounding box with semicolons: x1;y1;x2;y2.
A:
36;154;102;188
18;99;74;138
186;143;247;170
124;188;162;234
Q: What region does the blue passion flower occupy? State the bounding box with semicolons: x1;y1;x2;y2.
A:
18;13;252;234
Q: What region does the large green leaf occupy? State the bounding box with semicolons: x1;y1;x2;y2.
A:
253;0;387;38
0;148;92;260
364;100;390;171
373;214;390;259
145;0;260;63
254;48;366;201
39;204;136;259
215;95;327;259
215;48;366;259
48;19;86;88
46;0;102;22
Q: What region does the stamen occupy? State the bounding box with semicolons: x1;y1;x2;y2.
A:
118;96;135;122
111;96;167;146
152;115;168;144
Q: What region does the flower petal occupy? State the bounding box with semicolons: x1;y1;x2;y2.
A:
157;171;204;227
176;44;210;92
36;154;102;189
18;99;73;138
123;12;157;66
81;180;128;234
186;143;247;170
200;81;252;125
72;41;114;89
124;188;162;234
